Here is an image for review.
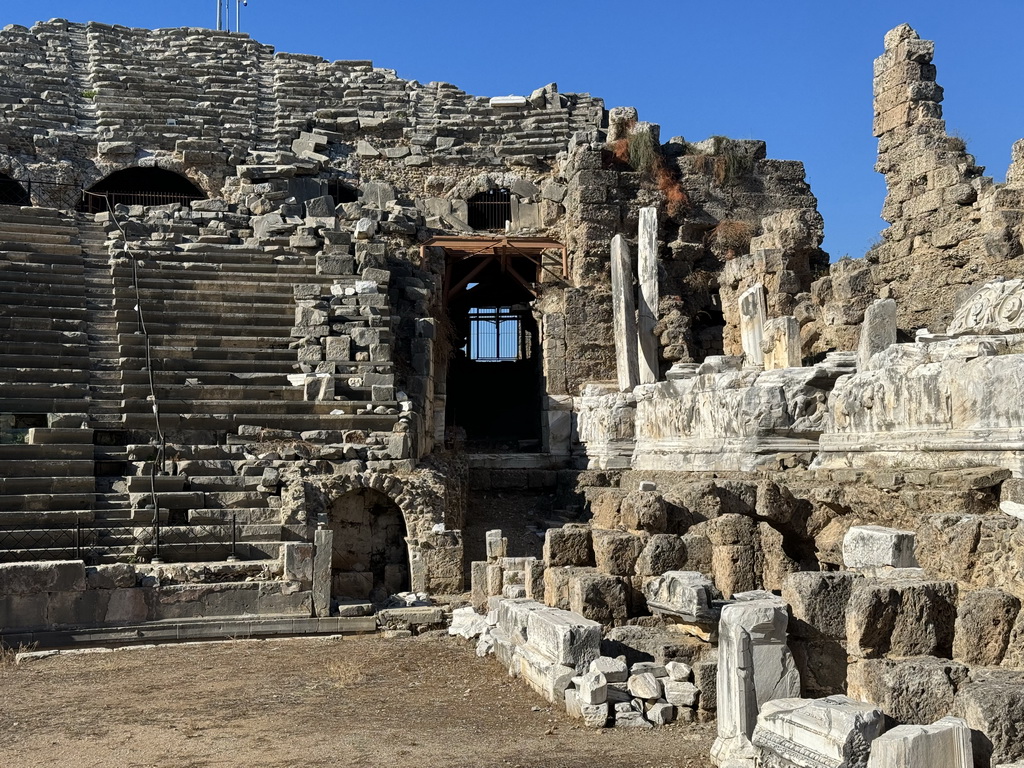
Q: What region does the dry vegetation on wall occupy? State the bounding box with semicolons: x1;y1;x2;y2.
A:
608;126;690;218
706;219;754;259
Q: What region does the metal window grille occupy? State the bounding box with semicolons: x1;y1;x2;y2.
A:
468;307;523;361
467;189;512;231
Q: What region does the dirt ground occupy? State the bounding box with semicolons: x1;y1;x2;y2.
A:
0;632;714;768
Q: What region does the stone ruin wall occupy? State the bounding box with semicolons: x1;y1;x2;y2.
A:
721;24;1024;363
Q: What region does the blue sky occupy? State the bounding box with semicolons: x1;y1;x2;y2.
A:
6;1;1024;261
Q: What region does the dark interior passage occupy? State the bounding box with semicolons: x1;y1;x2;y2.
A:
445;252;542;451
0;173;30;206
80;167;204;213
328;488;409;602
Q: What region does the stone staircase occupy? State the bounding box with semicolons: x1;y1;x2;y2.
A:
0;207;96;540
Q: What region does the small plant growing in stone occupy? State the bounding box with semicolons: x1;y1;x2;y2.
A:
707;219;754;259
81;90;97;100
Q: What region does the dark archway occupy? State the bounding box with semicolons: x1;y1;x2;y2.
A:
0;173;30;206
467;189;511;231
328;488;410;602
80;167;204;213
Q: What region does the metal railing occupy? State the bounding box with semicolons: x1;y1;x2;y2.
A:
0;179;82;210
0;180;203;213
0;516;242;565
78;190;203;214
467;189;512;231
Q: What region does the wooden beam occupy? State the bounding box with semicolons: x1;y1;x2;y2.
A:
446;255;495;301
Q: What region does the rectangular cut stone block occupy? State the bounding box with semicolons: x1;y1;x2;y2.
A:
544;566;572;610
739;284;767;367
857;298;897;371
543;525;594;567
282;543;313;588
762;315;802;370
752;695;885;768
711;595;801;765
568;569;628;624
526;607;602;672
846;576;957;659
496;597;546;644
524;558;546;601
866;716;972;768
312;528;333;618
637;207;659;385
610;234;639;391
516;644;576;702
843;525;918;569
0;560;86;596
470;561;489;613
485;529;507;561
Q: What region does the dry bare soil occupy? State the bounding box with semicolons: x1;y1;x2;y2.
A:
0;631;714;768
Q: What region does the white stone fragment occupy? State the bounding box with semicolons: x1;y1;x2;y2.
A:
752;695;885;768
647;700;675;726
663;680;700;708
627;672;662;701
589;655;629;683
866;716;973;768
665;660;693;682
577;671;608;705
843;525;918;569
581;702;610;728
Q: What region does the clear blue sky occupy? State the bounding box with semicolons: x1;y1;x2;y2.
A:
6;1;1024;261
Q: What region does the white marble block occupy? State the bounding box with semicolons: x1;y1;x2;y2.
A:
866;717;972;768
711;594;801;766
842;525;918;570
752;695;885;768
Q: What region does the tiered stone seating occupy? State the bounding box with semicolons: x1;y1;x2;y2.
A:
0;207;97;532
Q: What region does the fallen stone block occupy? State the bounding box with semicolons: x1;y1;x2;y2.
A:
496;597;546;644
643;570;720;622
581;702;610;728
666;661;692;681
590;656;628;682
568;569;628;624
485;529;507;561
543;525;594;567
866;716;972;768
628;672;662;701
752;695;885;768
516;644;575;702
576;671;608;705
526;607;602;672
647;700;675;726
664;680;700;708
592;528;644;576
843;525;918;570
631;661;667;677
449;606;488;639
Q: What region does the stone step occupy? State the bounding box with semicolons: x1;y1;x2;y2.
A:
112;286;297;306
117;345;294;363
0;316;87;333
0;396;92;413
0;459;96;478
0;340;89;357
119;411;398;432
0;250;83;266
119;398;374;415
0;494;96;513
27;428;94;445
0;328;89;345
0;476;95;494
0;240;82;257
116;333;294;350
111;297;296;315
0;368;89;384
122;383;305;402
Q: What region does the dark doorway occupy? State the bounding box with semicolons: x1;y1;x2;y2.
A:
467;189;511;231
80;167;204;213
445;251;542;451
328;488;409;602
0;173;30;206
326;179;359;204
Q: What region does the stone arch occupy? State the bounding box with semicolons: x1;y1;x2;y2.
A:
297;467;464;596
0;172;30;206
80;165;205;213
327;487;408;601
